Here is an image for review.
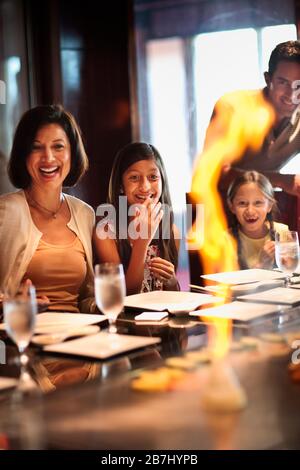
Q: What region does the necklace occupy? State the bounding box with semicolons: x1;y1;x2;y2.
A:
26;192;64;219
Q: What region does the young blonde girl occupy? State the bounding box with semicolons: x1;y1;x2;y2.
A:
227;171;288;269
94;142;180;294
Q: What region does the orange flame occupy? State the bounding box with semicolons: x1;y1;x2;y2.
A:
190;90;274;359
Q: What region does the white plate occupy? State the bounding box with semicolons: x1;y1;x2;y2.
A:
202;269;285;285
237;287;300;305
44;332;161;359
0;312;107;334
124;291;218;313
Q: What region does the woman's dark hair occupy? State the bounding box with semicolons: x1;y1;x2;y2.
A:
8;104;88;188
268;40;300;77
227;171;277;269
108;142;178;271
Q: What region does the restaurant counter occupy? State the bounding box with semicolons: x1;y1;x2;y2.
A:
0;307;300;450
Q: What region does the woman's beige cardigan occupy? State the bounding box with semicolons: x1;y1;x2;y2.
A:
0;190;96;312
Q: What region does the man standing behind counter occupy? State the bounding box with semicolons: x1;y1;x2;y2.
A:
200;40;300;196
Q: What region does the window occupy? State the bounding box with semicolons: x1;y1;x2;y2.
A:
133;0;297;287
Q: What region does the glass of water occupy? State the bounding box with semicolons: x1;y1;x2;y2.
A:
94;263;126;334
275;230;300;287
3;284;37;392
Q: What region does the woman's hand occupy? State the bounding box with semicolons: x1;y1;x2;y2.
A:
0;286;49;318
149;257;176;285
22;279;50;313
36;295;50;313
258;240;275;269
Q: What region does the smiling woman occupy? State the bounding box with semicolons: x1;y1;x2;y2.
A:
26;124;71;189
0;105;96;313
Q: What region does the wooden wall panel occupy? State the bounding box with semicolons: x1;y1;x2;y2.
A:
26;0;133;208
59;1;133;208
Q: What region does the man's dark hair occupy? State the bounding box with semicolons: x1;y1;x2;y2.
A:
8;104;89;188
268;40;300;77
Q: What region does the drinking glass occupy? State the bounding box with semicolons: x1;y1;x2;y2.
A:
94;263;126;334
275;230;300;287
3;284;37;393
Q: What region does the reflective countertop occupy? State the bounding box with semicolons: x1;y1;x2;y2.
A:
0;306;300;449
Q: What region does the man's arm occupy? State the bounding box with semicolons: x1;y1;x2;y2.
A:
264;172;300;196
199;91;300;196
218;166;300;196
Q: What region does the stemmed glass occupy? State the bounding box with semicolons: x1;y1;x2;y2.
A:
94;263;126;334
3;284;37;394
275;230;300;287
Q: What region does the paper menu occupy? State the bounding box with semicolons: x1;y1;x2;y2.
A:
201;269;285;285
124;291;219;313
34;313;108;334
290;284;300;289
191;279;285;296
0;312;107;334
237;287;300;305
44;332;161;359
189;301;283;322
